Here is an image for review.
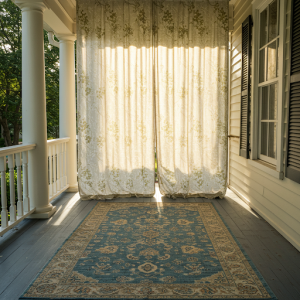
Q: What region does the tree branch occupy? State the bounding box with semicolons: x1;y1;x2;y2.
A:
0;18;14;50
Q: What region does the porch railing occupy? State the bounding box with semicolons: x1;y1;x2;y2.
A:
47;138;70;202
0;144;36;236
0;138;71;236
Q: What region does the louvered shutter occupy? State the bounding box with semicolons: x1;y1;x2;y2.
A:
239;16;252;159
286;0;300;184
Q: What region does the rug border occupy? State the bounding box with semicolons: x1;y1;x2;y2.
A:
19;202;278;300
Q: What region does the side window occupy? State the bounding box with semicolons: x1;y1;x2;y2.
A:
257;0;280;165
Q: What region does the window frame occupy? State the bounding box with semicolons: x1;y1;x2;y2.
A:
251;0;286;176
258;83;278;165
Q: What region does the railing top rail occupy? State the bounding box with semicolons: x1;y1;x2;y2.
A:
47;137;70;146
0;144;36;157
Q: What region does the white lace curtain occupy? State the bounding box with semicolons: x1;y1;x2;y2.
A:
77;0;228;200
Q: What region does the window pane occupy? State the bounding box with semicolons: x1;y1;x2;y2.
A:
261;123;268;156
262;86;268;120
267;41;277;80
268;122;277;159
259;49;265;83
269;84;277;120
260;8;268;47
269;0;278;41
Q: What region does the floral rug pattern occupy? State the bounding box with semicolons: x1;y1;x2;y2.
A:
20;203;276;299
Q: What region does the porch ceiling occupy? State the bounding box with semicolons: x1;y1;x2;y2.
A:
13;0;76;36
43;0;76;36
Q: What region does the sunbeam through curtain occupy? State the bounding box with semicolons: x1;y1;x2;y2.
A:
77;0;228;200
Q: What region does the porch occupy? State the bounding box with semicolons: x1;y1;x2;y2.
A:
0;0;300;298
1;187;300;300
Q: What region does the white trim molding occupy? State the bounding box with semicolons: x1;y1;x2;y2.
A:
14;0;49;11
47;31;60;48
248;159;284;179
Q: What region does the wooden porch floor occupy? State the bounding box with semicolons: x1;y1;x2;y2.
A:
0;187;299;300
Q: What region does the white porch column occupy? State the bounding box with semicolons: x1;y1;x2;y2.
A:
57;35;78;192
17;0;56;218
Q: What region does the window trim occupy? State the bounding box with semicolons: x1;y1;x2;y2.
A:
251;0;286;177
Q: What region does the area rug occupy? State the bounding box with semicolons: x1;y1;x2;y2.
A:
20;203;277;299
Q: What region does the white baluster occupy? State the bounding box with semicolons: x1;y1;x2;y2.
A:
59;143;64;190
16;153;23;218
64;142;67;187
0;156;8;229
22;151;30;212
8;154;16;223
60;143;64;189
53;145;57;196
60;143;63;189
48;144;53;199
56;143;61;192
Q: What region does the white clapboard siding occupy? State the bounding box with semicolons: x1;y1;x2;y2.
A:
229;0;300;251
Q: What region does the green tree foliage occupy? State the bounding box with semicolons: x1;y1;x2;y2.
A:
0;0;60;146
44;31;60;139
0;0;22;146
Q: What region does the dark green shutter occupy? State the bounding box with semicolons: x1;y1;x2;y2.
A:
239;16;252;159
286;0;300;183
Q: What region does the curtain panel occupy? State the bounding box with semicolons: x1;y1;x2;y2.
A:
77;0;228;200
77;0;155;199
154;0;228;198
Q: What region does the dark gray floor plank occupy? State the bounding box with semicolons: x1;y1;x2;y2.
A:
0;194;91;284
0;219;38;254
258;235;300;287
237;237;299;300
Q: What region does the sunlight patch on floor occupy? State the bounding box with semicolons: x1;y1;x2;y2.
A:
154;184;162;202
53;193;81;226
226;189;260;218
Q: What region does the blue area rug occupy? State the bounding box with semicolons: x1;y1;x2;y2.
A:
20;202;277;299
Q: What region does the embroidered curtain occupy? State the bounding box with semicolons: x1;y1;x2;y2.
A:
154;0;228;198
77;0;228;199
77;0;155;199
